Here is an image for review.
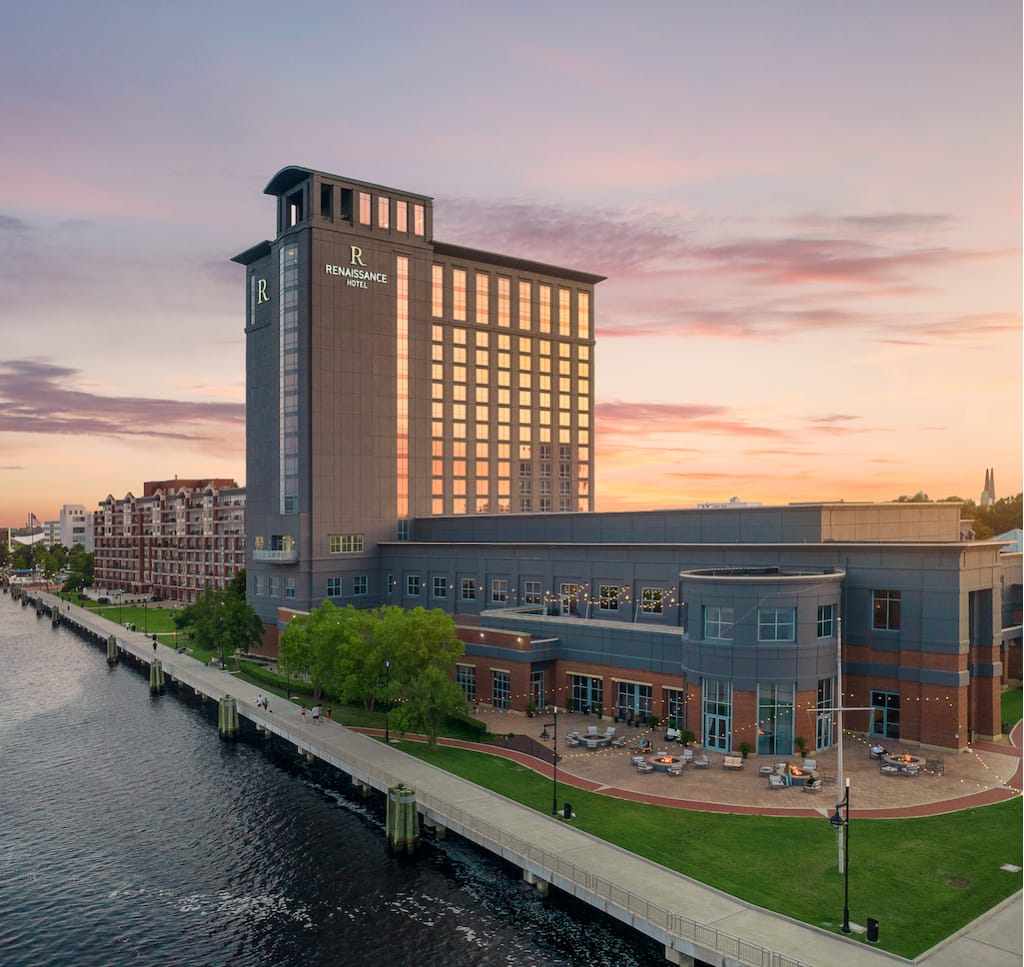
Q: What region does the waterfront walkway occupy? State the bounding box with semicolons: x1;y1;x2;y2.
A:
35;593;1023;967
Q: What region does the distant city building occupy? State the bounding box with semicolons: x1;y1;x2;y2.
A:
232;165;1019;751
59;504;94;552
695;497;763;509
980;467;996;507
43;520;60;547
92;479;245;603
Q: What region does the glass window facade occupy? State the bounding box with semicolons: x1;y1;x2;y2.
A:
873;590;901;630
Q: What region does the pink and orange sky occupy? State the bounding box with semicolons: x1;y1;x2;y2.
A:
1;1;1020;527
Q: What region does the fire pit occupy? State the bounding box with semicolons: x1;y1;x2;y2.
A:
885;752;922;766
649;754;682;773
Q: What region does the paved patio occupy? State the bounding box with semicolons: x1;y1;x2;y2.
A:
464;708;1022;817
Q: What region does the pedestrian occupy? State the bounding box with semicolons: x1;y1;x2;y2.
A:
300;704;307;720
257;693;265;709
152;639;158;652
326;708;332;721
311;704;322;724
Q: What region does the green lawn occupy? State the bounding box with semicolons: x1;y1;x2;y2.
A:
393;742;1022;959
1002;687;1023;729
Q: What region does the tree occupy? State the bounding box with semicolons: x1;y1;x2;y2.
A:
391;664;468;748
227;568;247;600
174;587;264;666
977;494;1023;538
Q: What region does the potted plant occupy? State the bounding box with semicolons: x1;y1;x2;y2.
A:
593;702;603;720
795;735;808;758
680;728;695;746
738;740;753;759
526;701;536;718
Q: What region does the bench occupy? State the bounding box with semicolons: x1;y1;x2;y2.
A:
723;756;744;770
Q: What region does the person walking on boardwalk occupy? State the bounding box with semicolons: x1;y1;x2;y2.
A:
311;703;322;724
300;704;307;720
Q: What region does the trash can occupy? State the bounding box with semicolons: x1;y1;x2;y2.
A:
867;918;879;943
562;802;572;819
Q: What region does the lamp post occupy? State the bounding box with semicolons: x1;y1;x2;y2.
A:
118;588;123;626
829;778;851;934
541;706;559;815
384;659;391;743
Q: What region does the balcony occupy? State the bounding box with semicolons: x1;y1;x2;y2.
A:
252;548;298;564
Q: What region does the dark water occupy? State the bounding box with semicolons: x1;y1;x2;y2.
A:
0;601;664;967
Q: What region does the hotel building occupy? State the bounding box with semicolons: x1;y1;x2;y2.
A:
235;166;1019;752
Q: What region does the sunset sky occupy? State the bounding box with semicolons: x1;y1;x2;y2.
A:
1;1;1020;527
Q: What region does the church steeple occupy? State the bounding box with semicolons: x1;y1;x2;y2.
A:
980;467;996;507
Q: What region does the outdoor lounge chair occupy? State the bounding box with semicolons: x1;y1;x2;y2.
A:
768;773;785;790
803;777;822;793
802;758;816;772
667;763;684;775
692;754;709;768
635;761;654;773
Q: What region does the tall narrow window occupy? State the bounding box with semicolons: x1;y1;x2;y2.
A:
279;243;300;514
518;280;531;329
358;192;371;225
413;204;425;235
396;256;409;519
539;284;551;332
377;196;389;228
497;277;510;327
559;288;571;336
431;265;444;317
577;290;590;339
395;200;408;232
476;273;489;324
453;269;467;321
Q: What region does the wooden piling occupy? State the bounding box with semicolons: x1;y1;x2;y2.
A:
386;784;420;854
149;659;165;695
218;696;238;739
106;635;118;665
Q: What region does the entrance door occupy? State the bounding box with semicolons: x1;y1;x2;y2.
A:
705;714;730;751
560;583;579;616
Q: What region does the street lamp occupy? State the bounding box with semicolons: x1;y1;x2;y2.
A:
118;588;124;626
542;706;559;815
384;659;391;743
829;778;851;934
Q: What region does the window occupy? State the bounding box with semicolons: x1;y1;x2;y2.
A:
492;671;510;710
756;683;794;757
453;269;466;321
413;204;425;235
817;604;835;638
253;574;265;596
377;196;389;228
704;606;733;639
599;585;619;612
476;273;489;324
873;590;901;630
386;573;394;596
518;280;531;329
641;587;664;615
456;665;476;701
396;200;408;232
285;578;295;599
461;578;476;600
615;681;652;718
358;191;371;225
871;690;900;740
329;534;364;553
491;579;508;603
326;577;341;598
758;607;796;642
352;575;367;596
433;576;448;598
432;265;444;317
406;575;421;596
570;674;602;714
523;580;541;605
268;576;278;597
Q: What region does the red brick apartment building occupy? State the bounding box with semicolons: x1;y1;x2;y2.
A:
93;479;245;604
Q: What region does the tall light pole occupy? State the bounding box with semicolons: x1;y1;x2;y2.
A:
384;659;391;743
830;778;851;933
541;706;559;815
836;615;845;873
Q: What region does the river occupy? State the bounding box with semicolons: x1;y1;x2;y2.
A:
0;599;665;967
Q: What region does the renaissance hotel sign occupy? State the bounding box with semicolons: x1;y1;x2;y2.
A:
325;246;388;289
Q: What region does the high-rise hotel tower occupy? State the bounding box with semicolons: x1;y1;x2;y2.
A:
234;166;604;633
